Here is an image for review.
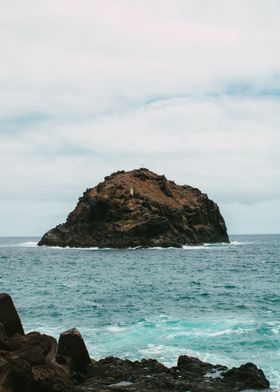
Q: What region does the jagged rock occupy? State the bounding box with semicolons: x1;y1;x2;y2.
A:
31;363;74;392
38;168;229;248
177;355;226;379
0;293;24;337
0;357;32;392
223;362;270;389
57;328;91;373
0;330;74;392
75;356;270;392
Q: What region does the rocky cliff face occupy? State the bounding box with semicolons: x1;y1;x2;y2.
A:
38;168;229;248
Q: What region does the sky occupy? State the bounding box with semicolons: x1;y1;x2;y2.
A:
0;0;279;236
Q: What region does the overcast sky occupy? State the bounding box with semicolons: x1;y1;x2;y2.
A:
0;0;279;236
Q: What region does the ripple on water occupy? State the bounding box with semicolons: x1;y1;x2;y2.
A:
1;235;280;387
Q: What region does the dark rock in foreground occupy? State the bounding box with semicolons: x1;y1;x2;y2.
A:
0;293;24;337
0;293;271;392
76;356;270;392
57;328;91;373
38;168;229;248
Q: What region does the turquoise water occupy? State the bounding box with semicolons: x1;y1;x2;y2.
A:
0;234;280;389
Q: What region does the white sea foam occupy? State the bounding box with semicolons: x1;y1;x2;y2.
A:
3;240;250;250
204;369;223;380
21;241;38;247
182;245;206;250
166;327;253;340
230;241;252;245
139;343;191;361
106;325;127;333
182;241;250;250
40;245;106;250
0;241;39;248
206;327;253;337
138;344;227;369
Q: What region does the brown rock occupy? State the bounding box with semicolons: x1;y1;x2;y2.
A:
0;293;24;337
76;355;270;392
223;362;270;389
20;332;53;366
38;168;229;248
0;331;74;392
57;328;91;373
178;355;213;377
0;358;32;392
31;364;74;392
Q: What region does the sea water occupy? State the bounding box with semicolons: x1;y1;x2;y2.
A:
0;234;279;389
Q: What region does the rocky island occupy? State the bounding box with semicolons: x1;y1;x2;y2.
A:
0;294;271;392
38;168;229;248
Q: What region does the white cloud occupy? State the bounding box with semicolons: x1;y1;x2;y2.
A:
0;0;279;234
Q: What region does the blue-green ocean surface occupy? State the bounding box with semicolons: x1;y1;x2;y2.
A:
0;234;280;389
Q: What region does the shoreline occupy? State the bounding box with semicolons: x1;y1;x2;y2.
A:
0;293;271;392
3;239;240;250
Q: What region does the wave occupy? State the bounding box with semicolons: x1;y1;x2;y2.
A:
25;315;280;388
106;325;128;333
22;241;39;247
0;241;39;248
182;241;250;250
35;241;250;250
206;327;254;337
230;241;252;245
0;240;251;250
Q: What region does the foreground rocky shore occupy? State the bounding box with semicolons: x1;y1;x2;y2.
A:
0;293;270;392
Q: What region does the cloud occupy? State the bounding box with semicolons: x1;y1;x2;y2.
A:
0;0;279;234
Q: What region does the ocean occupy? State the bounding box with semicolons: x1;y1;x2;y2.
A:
0;234;280;389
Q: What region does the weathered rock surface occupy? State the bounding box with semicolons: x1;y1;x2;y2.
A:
0;331;75;392
57;328;91;373
38;168;229;248
75;355;270;392
0;293;24;337
0;293;271;392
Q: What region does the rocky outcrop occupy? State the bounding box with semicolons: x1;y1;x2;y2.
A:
38;168;229;248
57;328;91;373
0;293;271;392
0;293;24;337
77;356;270;392
0;332;75;392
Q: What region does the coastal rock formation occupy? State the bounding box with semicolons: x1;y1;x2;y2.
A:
0;293;24;337
38;168;229;248
0;293;270;392
57;328;91;373
76;356;270;392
